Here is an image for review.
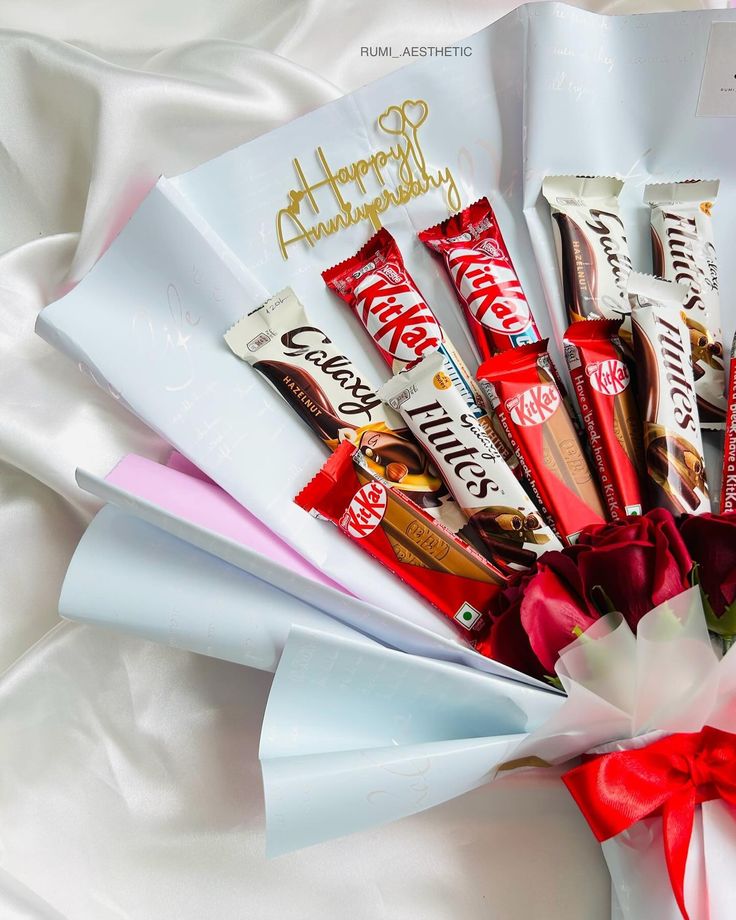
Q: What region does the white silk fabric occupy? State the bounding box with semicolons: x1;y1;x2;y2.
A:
0;1;726;917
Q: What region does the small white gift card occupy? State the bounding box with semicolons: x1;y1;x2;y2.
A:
698;22;736;117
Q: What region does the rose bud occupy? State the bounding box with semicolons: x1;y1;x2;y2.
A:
488;508;693;678
679;512;736;621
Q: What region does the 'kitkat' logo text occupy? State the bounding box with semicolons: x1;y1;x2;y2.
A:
586;359;630;397
447;244;531;335
341;481;387;538
506;385;560;426
353;267;441;362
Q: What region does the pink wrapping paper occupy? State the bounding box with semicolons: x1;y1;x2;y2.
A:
106;453;342;591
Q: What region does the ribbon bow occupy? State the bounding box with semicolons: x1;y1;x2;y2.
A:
563;726;736;920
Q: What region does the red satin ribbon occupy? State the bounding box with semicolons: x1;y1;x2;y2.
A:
562;726;736;920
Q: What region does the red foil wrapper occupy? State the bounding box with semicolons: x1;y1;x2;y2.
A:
721;333;736;513
477;341;606;544
418;198;541;361
295;441;506;643
563;319;646;520
323;229;485;411
323;227;519;472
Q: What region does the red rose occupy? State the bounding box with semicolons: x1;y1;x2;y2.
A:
483;574;548;681
490;509;693;677
518;549;599;674
575;508;693;629
679;512;736;619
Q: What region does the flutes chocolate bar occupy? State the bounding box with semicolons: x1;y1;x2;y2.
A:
379;351;561;575
629;273;710;515
645;180;726;426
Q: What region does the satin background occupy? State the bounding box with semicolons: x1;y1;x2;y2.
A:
0;1;728;917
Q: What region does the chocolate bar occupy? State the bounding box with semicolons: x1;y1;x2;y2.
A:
378;351;561;574
477;341;606;543
645;180;726;426
543;176;633;349
418;198;541;360
295;441;507;644
721;333;736;513
563;319;645;519
322;228;518;471
629;273;710;515
224;287;446;505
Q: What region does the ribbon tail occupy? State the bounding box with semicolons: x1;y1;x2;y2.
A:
662;785;698;920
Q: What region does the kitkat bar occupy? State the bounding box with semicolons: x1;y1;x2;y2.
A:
563;319;645;520
418;198;540;361
543;176;633;350
645;180;726;426
477;341;606;543
321;228;518;471
722;334;736;513
629;273;710;516
295;441;506;643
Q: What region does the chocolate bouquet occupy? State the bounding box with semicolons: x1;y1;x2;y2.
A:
36;4;736;918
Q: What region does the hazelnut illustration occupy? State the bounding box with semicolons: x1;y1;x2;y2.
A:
386;462;409;482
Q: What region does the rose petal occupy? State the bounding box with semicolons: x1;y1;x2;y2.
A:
520;562;598;674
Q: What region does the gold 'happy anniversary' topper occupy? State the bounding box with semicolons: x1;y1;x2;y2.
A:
275;99;461;260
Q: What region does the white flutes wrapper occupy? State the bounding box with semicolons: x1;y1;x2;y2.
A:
629;273;711;515
646;180;726;426
378;351;561;571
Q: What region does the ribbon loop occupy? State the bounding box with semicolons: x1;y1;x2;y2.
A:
562;725;736;920
689;749;712;791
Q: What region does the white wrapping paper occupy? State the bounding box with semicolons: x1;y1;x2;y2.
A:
262;587;736;919
67;459;555;686
38;5;736;605
30;7;736;914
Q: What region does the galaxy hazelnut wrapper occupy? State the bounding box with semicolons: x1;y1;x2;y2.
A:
563;319;645;520
645;180;726;426
721;334;736;513
543;176;633;350
477;340;606;544
295;440;506;646
322;227;518;471
629;272;710;516
224;287;457;518
378;351;561;576
418;198;541;360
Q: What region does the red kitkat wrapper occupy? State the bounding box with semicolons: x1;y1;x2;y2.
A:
477;341;606;544
722;333;736;513
563;319;645;520
418;198;541;361
295;440;506;643
323;227;519;472
322;228;485;407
